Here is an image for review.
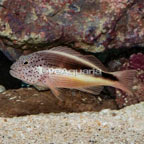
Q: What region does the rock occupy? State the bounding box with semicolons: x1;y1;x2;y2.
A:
0;88;116;117
0;102;144;143
0;0;144;61
0;85;6;93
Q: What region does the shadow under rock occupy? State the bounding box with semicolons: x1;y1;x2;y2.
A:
0;51;21;89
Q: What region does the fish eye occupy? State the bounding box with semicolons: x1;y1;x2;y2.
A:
24;61;28;65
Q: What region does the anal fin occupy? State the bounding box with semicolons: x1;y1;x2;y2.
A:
78;86;103;95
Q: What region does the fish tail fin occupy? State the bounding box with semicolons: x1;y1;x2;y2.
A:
111;70;137;95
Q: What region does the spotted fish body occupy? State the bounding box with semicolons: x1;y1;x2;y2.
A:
10;46;136;98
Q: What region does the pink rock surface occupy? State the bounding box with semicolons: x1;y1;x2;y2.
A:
0;0;143;61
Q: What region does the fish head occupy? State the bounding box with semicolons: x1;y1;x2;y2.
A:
9;53;45;85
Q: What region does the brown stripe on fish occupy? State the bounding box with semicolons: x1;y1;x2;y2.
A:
37;46;107;72
80;70;119;81
101;72;119;81
38;52;100;72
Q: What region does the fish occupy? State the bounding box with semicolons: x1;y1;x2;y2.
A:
9;46;136;99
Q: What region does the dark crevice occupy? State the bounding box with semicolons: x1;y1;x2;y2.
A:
91;46;144;64
0;51;21;89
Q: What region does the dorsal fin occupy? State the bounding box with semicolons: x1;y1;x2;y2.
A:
86;55;108;72
48;46;84;58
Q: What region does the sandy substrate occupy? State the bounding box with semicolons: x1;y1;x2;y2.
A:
0;102;144;144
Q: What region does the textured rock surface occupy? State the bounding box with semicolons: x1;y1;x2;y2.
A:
0;88;117;117
0;85;6;93
0;102;144;144
0;0;144;60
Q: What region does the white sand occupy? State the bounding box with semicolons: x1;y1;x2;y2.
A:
0;102;144;144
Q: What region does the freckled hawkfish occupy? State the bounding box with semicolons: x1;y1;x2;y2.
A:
10;46;136;99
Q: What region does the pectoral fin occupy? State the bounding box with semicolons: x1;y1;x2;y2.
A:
41;75;62;101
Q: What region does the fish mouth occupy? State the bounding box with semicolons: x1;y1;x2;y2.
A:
9;69;19;79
